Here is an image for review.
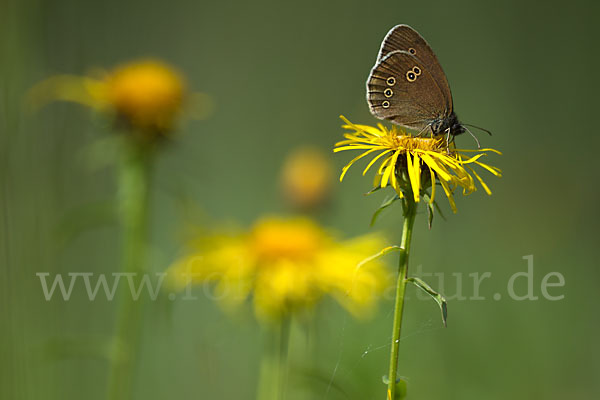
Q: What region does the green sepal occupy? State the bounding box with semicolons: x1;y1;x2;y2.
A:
427;201;434;230
431;197;446;221
365;186;380;195
371;194;401;226
421;191;446;229
407;277;448;327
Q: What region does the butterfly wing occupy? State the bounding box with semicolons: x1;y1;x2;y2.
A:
376;24;453;110
367;50;449;130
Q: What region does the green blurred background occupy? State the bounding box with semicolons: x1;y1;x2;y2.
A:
2;0;599;399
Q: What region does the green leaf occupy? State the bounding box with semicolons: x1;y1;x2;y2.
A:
382;376;408;400
395;379;408;400
407;277;448;327
356;246;402;272
370;195;400;226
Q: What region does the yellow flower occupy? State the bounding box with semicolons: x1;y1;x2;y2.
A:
280;147;334;211
103;61;184;132
167;216;389;321
334;116;501;212
30;59;211;135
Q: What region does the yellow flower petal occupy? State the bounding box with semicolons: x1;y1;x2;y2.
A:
166;216;389;321
334;116;501;213
363;149;393;176
439;178;457;213
428;166;436;204
474;161;502;177
467;165;492;195
339;148;381;181
381;150;401;188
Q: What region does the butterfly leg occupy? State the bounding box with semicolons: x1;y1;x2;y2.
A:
415;125;429;138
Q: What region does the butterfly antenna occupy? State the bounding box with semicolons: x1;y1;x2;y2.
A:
463;123;492;136
463;126;481;149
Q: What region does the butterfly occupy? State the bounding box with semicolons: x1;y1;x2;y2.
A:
366;25;488;142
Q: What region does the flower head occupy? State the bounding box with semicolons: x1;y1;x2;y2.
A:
280;147;334;211
30;59;211;137
334;116;501;212
167;216;389;321
103;60;184;132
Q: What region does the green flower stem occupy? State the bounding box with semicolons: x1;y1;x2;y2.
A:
387;197;417;400
257;317;291;400
106;139;154;400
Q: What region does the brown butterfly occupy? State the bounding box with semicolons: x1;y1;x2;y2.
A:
367;25;488;142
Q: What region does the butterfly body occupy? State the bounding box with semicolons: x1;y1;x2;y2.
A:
430;111;465;136
367;25;466;138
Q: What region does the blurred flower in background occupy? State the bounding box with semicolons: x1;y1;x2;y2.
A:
280;147;334;212
30;59;213;138
101;60;185;133
335;116;501;213
28;58;215;400
167;216;389;321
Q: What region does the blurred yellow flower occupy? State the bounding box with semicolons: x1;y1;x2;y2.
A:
167;216;389;320
280;147;334;211
31;59;212;135
104;61;184;132
334;116;501;212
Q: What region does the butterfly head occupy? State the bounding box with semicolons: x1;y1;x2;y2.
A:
431;112;465;137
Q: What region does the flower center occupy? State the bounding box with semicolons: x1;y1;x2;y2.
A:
391;133;445;152
106;61;184;129
251;219;325;262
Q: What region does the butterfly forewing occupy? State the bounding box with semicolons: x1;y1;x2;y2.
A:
376;24;453;111
367;50;448;131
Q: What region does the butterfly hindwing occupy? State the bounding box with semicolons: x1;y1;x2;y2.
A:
376;24;453;110
367;50;448;130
